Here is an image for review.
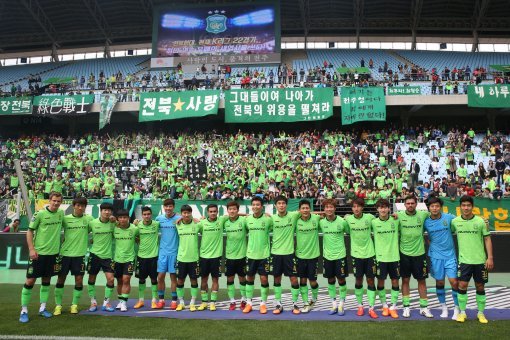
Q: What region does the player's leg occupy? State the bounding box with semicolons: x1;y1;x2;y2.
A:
71;273;84;314
389;276;400;319
474;280;488;323
272;255;284;313
290;275;300;314
148;258;159;308
446;259;460;319
376;261;389;316
39;276;52;318
189;272;199;312
238;260;247;309
456;279;470;322
227;273;236;310
119;273;132;312
169;273;178;309
156;253;168;308
208;258;221;311
260;274;269;314
337;258;348;316
414;254;432;318
400;254;412;317
198;274;210;311
242;259;257;313
297;258;309;311
53;274;67;315
115;269;124;310
102;271;115;312
324;259;338;314
353;257;366;315
308;258;319;309
176;273;186;311
135;257;147;309
20;277;36;322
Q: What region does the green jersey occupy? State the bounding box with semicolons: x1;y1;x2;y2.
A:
223;216;247;260
29;207;64;255
176;221;200;262
345;213;375;259
61;214;93;257
198;217;225;259
113;224;138;263
89;218;116;259
138;220;160;259
372;217;400;262
295;214;321;259
319;216;348;260
397;210;428;256
271;211;299;255
452;215;490;264
245;214;273;260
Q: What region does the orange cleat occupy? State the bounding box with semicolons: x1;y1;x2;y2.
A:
369;308;379;319
133;301;144;309
382;307;390;317
260;304;267;314
357;306;365;316
390;309;399;319
242;304;253;314
170;301;177;310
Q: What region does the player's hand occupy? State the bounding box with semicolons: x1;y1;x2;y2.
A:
264;213;271;217
176;217;183;225
392;213;398;220
486;257;494;271
29;249;38;261
193;218;200;223
109;216;117;223
133;219;140;225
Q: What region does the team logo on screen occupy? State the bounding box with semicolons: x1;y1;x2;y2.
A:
206;12;227;34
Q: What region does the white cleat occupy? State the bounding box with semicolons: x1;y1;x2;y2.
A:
440;304;448;318
120;302;128;312
451;306;460;321
115;302;122;310
402;307;411;318
420;307;434;318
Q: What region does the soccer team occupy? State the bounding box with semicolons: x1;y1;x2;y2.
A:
19;192;494;324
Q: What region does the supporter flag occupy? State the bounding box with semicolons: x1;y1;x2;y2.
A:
185;157;207;180
32;95;95;117
341;87;386;125
99;94;118;130
467;85;510;108
0;200;7;229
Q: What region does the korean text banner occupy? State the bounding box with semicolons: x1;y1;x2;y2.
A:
32;95;95;116
387;86;422;96
138;90;220;122
341;87;386;125
467;85;510;108
0;97;32;115
224;87;334;123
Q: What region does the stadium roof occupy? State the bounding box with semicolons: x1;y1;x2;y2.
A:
2;0;510;53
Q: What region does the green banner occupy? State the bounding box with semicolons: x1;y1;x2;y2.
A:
0;97;32;115
225;88;333;123
336;67;371;74
442;198;510;232
467;85;510;108
341;87;386;125
387;86;422;96
138;90;220;122
32;95;95;116
489;65;510;72
99;94;118;130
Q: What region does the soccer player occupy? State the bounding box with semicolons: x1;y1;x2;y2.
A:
20;192;64;323
113;209;138;311
242;197;273;314
134;206;160;309
295;199;321;313
270;195;300;315
155;199;181;309
344;197;378;319
197;204;224;311
222;201;248;311
423;196;460;319
53;197;92;316
452;195;494;324
175;205;200;311
319;199;349;316
87;203;116;312
372;198;400;319
398;195;433;318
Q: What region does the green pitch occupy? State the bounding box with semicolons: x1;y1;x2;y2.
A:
1;283;509;339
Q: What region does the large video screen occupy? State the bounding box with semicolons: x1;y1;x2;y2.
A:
151;2;280;67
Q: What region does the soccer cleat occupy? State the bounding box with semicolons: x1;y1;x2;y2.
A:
151;301;158;309
420;308;434;318
197;302;208;311
309;300;316;309
328;307;338;315
356;306;365;316
53;305;62;316
19;312;29;323
300;304;312;314
155;300;165;309
39;309;52;318
120;303;128;312
115;302;122;310
403;307;411;318
477;313;488;324
242;304;252;314
88;302;98;312
176;303;184;311
70;304;79;314
189;304;197;312
440;304;448;318
337;305;345;316
292;305;301;315
456;313;467;323
273;305;283;315
452;306;460;321
229;302;236;311
209;302;217;311
134;300;145;309
101;304;115;312
170;301;177;310
389;309;399;319
382;307;390;317
240;300;247;310
368;308;379;319
259;304;267;314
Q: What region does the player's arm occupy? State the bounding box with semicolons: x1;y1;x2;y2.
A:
484;235;494;271
27;212;40;260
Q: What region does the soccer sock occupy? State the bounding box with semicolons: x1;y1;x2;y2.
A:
311;284;319;302
261;284;269;303
476;290;486;313
21;284;33;311
191;285;198;305
151;284;158;300
72;286;83;305
391;286;399;307
138;282;146;300
120;293;129;301
291;284;300;304
40;282;50;305
355;284;364;306
458;289;468;312
300;285;309;303
367;285;376;308
88;281;96;301
211;291;218;302
171;291;178;301
176;284;184;303
240;282;247;299
104;284;114;304
328;283;337;300
246;281;254;303
54;283;65;306
403;295;410;307
274;283;282;302
436;284;446;304
339;283;347;301
201;290;209;303
157;290;165;300
227;282;235;301
452;288;459;306
419;298;428;308
377;286;387;305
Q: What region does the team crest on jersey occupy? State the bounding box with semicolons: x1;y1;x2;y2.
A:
391;222;395;229
261;222;265;227
417;218;422;224
364;221;370;227
443;220;448;226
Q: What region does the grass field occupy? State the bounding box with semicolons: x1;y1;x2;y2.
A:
1;283;509;339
